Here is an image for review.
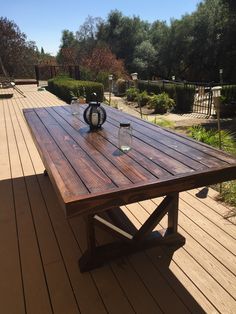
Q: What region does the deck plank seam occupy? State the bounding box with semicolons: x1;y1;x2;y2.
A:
182;192;236;240
127;202;226;313
13;98;82;313
123;204;192;313
149;198;236;277
7;101;55;314
2;100;27;314
178;200;236;258
187;190;236;226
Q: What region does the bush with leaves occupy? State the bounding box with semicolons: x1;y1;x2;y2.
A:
126;87;139;101
189;125;236;212
48;76;104;103
136;90;151;106
147;92;175;114
189;125;236;154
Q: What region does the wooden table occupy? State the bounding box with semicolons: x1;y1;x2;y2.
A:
23;104;236;272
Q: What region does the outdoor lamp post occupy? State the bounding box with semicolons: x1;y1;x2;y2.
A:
212;86;222;150
212;85;223;193
172;75;177;105
108;74;113;105
131;72;138;82
131;72;143;118
219;68;223;84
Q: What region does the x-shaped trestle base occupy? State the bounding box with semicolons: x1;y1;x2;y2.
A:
79;193;185;272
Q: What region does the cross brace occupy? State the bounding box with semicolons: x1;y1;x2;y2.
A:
79;193;185;272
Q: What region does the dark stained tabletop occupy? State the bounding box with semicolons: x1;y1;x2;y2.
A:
23;104;236;217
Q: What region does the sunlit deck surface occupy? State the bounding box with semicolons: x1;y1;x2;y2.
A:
0;85;235;314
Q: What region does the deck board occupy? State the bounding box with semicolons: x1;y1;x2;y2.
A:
0;86;235;314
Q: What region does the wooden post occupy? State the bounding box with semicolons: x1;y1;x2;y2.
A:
167;193;179;234
212;86;222;193
85;215;96;255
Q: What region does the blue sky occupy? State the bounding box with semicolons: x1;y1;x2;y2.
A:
1;0;201;56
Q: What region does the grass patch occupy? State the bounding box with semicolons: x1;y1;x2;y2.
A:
189;125;236;218
189;125;236;154
151;117;175;128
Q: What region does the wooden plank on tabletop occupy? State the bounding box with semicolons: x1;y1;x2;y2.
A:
46;107;131;186
55;106;160;182
104;120;196;174
105;105;236;164
23;110;89;202
105;118;206;171
35;108;116;193
62;105;197;176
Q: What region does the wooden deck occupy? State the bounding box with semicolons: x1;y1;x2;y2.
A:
0;85;235;314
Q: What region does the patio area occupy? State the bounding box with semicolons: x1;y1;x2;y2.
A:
0;85;235;314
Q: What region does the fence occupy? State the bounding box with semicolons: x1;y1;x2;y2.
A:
137;80;236;116
35;65;80;85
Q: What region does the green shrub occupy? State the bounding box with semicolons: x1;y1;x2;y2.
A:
189;125;236;212
189;125;236;154
138;80;163;94
126;87;139;101
136;90;151;107
222;85;236;104
138;81;195;112
218;180;236;211
147;92;175;114
48;76;104;103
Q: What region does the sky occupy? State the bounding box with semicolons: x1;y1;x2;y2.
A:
1;0;201;56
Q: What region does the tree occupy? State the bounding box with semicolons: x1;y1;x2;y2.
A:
97;10;149;72
76;15;102;41
133;40;156;79
80;45;127;78
57;29;79;64
60;29;76;48
0;17;37;78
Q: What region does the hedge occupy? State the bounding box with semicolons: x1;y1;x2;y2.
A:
222;85;236;103
138;80;195;113
48;76;104;103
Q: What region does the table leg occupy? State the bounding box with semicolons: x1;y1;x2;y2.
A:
79;193;185;272
167;193;179;234
86;214;96;254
